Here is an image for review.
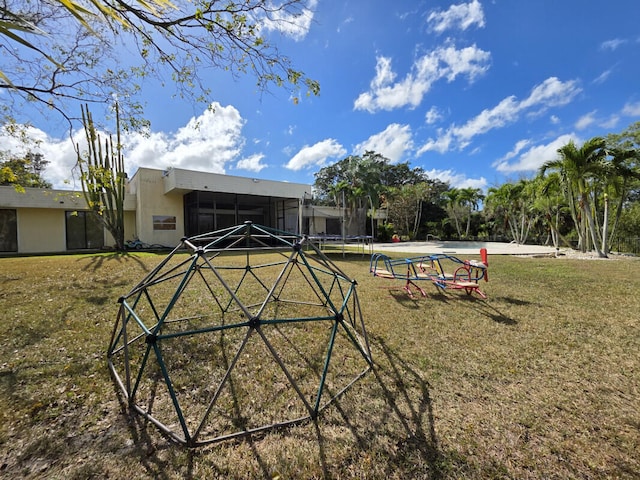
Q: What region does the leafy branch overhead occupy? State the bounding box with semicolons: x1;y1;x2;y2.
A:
0;0;320;129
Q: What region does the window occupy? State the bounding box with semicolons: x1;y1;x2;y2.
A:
326;218;342;236
0;209;18;252
153;215;176;230
183;191;273;237
65;211;104;250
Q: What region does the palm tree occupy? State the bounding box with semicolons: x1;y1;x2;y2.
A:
444;188;463;238
485;180;536;245
601;146;640;253
539;137;608;257
458;187;484;238
535;173;575;251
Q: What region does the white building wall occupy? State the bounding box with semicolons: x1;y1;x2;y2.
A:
0;186;137;253
128;168;184;246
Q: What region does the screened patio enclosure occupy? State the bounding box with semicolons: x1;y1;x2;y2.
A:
183;190;301;237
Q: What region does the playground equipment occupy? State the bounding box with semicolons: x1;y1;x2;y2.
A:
108;222;372;446
370;249;489;298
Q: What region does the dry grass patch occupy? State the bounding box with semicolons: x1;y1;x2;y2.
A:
0;251;639;479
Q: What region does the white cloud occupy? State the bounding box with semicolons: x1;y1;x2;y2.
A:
353;123;413;162
575;110;597;130
1;125;87;189
418;129;454;154
492;133;579;173
425;106;443;124
593;69;612;85
354;44;490;113
453;95;521;142
259;0;317;41
427;0;485;34
500;139;532;162
600;38;627;51
418;77;581;154
1;102;254;189
600;114;620;129
622;101;640;116
425;168;487;190
337;16;354;33
236;153;267;172
126;102;246;173
285;139;346;171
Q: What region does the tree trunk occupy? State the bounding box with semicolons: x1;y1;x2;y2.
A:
582;196;606;257
601;194;609;255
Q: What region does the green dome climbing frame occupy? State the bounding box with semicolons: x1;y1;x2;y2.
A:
107;222;372;446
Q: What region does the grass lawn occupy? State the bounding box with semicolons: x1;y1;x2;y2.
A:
0;250;639;479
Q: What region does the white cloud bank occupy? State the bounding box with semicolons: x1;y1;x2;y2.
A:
492;133;580;173
354;43;490;113
126;103;246;173
353;123;413;163
425;168;487;190
427;0;485;34
1;102;258;189
259;0;317;41
285;138;346;171
418;77;582;154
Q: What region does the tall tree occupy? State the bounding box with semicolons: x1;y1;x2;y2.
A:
443;188;464;238
485;180;539;245
605;124;640;248
0;152;52;191
1;0;320;129
76;104;126;251
535;172;572;250
313;153;434;239
457;187;484;238
540;138;609;257
385;182;433;240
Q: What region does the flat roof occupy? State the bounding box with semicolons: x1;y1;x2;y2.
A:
158;167;312;199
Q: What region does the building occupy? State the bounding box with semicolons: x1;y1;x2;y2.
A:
0;167;338;254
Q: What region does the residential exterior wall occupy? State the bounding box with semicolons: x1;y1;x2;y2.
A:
1;168;362;255
18;208;66;253
129;168;185;246
0;186;137;254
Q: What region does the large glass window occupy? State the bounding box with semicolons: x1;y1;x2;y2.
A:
0;209;18;252
183;192;272;236
65;211;104;250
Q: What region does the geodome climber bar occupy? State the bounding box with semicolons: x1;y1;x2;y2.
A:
107;222;373;446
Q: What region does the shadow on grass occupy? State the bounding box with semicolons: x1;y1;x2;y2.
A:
113;332;449;478
365;335;444;477
241;334;446;479
381;283;516;326
408;287;518;325
461;297;517;325
78;251;151;273
494;296;534;306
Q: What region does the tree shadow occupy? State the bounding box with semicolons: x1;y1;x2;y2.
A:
301;334;446;479
453;296;518;325
112;330;449;478
107;290;479;479
493;296;535;306
77;252;151;273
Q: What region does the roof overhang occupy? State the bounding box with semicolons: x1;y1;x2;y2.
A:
0;186;136;210
162;168;311;199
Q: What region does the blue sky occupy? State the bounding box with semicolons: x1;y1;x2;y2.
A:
5;0;640;193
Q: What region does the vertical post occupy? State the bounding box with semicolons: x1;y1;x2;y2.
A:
480;248;488;282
